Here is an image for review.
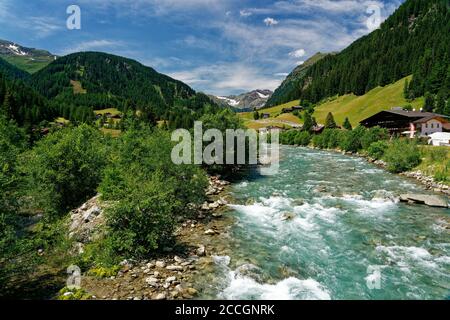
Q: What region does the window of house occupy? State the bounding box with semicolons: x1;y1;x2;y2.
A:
431;123;434;129
426;124;428;128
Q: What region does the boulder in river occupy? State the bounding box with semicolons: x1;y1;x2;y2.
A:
399;194;448;208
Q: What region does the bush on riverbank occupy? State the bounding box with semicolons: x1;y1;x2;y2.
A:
383;139;422;173
99;127;207;260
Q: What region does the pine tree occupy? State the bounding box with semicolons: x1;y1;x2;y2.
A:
302;112;313;132
343;117;353;130
403;79;410;99
325;112;337;129
435;92;446;115
253;111;260;120
423;92;435;112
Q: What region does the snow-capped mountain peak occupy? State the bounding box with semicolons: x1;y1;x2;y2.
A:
209;89;273;110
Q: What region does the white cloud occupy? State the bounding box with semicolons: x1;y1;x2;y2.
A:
169;63;283;95
289;48;306;58
296;60;305;65
263;17;279;26
60;40;124;55
239;10;252;17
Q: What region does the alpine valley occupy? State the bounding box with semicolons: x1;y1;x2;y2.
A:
0;0;449;301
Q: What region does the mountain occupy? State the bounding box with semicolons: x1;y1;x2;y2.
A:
266;53;330;107
0;39;56;74
31;51;218;121
210;89;273;111
0;56;30;80
0;57;53;127
267;0;450;107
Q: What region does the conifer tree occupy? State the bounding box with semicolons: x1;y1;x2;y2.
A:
343;117;353;130
325;112;337;129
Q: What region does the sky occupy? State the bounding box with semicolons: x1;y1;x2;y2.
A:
0;0;405;95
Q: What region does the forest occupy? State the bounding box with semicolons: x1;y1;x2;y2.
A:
267;0;450;115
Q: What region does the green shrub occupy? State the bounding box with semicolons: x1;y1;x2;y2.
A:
294;131;311;146
367;141;389;160
339;126;366;152
57;287;91;300
99;128;207;259
87;265;120;278
383;139;421;173
22;125;110;219
361;126;389;150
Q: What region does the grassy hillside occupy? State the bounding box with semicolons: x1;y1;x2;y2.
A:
240;76;424;129
1;55;52;74
313;76;424;126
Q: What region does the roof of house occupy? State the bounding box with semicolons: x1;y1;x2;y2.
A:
360;110;448;124
413;115;449;124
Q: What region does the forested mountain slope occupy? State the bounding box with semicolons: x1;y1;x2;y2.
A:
31;52;218;121
267;0;450;107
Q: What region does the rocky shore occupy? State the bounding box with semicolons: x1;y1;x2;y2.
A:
68;176;234;300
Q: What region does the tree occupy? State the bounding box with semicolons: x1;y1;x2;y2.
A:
23;125;110;219
99;128;207;259
325;112;337;129
403;78;410;99
435;92;446;114
423;92;435;112
302;112;314;132
253;111;260;120
343;117;352;130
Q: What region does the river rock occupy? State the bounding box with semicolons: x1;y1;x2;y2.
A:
399;194;448;208
281;213;295;221
145;277;159;286
204;229;218;235
196;245;206;256
155;261;166;268
152;293;166;300
166;265;183;271
166;276;176;283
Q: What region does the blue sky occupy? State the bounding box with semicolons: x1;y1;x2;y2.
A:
0;0;404;95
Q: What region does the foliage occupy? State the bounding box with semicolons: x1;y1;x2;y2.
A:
22;125;110;219
383;139;421;173
57;287;91;300
280;130;311;146
267;0;449;111
98;127;207;259
360;126;389;150
367;141;389;160
324;112;337;129
87;265;120;278
302;112;314;132
343;117;352;130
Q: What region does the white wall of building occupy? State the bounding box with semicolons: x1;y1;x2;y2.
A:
421;119;444;136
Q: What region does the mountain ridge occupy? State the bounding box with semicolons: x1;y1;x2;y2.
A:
0;39;56;74
209;89;273;111
267;0;450;108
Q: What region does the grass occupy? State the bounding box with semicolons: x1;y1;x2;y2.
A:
100;128;121;137
274;113;302;124
239;76;424;129
313;76;424;127
94;108;121;116
257;100;301;117
70;80;87;94
416;146;450;184
1;55;52;74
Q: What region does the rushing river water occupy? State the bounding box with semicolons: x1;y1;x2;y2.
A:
201;146;450;300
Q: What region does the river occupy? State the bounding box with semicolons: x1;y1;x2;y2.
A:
198;146;450;300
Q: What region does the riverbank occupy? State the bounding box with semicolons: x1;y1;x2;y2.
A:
68;176;236;300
